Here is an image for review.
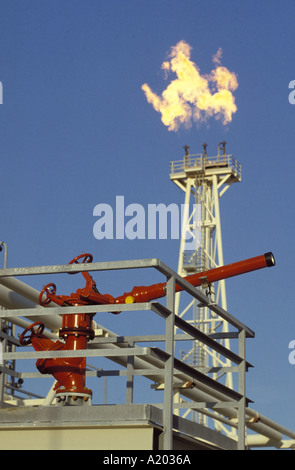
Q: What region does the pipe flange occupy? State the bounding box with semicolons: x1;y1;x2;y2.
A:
59;326;95;340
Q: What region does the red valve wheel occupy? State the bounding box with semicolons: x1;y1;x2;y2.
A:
68;253;93;275
39;283;57;306
19;322;45;346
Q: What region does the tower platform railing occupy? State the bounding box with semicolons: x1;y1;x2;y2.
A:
170;153;242;181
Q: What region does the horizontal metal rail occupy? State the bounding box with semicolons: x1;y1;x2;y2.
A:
0;258;255;336
0;258;160;277
2;346;246;404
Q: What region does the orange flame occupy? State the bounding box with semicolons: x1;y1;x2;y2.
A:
142;41;238;131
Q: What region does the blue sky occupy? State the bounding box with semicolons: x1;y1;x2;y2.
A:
0;0;295;436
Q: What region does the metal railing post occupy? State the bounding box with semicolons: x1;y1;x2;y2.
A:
163;275;175;450
126;341;135;405
238;328;246;450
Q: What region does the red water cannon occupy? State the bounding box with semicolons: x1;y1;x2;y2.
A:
113;252;275;304
19;251;275;405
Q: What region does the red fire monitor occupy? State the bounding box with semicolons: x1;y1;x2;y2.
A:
18;252;275;405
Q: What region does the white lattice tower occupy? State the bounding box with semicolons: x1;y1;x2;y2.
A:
170;142;241;401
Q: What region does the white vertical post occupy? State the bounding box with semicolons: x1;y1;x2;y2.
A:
163;275;175;450
212;175;227;310
175;179;193;316
212;174;232;389
238;328;246;450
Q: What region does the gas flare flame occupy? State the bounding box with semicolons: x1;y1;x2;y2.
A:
142;41;238;131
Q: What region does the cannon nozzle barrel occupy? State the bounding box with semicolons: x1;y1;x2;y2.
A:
114;252;275;304
183;252;276;288
264;252;275;267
